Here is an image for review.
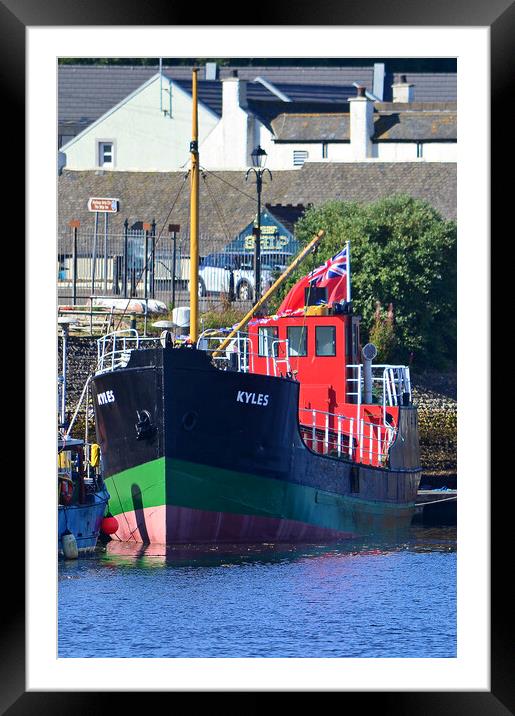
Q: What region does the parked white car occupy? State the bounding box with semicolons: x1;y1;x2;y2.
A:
198;251;290;301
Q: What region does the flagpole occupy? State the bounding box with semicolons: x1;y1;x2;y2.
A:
346;240;351;303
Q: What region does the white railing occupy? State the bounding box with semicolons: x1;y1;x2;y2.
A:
347;364;412;422
197;331;293;377
269;339;291;377
96;329;157;373
298;407;397;466
197;330;255;373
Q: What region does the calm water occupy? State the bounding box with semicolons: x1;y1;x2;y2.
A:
58;526;456;658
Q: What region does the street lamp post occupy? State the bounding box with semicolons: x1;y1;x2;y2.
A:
246;145;272;302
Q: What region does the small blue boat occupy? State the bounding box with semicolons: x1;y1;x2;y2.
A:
58;436;110;556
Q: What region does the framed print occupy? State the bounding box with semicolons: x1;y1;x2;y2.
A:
7;0;505;709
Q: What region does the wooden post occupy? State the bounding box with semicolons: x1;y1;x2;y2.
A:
189;68;200;343
69;220;80;306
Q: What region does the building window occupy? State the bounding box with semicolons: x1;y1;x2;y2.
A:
287;326;307;357
315;326;336;356
322;143;328;159
293;150;309;167
258;326;278;356
98;141;114;168
416;142;423;158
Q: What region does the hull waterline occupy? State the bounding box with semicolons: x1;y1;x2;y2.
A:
93;347;421;545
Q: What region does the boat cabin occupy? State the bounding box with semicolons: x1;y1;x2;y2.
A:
247;308;361;414
237;304;412;469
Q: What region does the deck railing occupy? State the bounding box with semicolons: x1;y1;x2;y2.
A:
197;330;255;374
96;329;157;373
346;364;412;420
298;407;397;466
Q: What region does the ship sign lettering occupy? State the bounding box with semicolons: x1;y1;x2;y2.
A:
236;391;269;406
97;390;115;405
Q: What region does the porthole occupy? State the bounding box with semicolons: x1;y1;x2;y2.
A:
182;411;198;431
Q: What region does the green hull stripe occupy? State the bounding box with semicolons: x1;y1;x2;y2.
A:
106;457;414;533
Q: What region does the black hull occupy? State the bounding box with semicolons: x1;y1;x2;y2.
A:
91;346;422;541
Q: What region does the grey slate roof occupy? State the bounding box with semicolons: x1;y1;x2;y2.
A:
58;65;365;133
58;64;457;136
271;113;351;142
58;163;456;253
172;79;358;119
58;65;158;135
373;111;457;141
273;163;456;220
269;103;456;142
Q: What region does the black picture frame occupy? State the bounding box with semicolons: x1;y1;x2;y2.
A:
9;0;503;710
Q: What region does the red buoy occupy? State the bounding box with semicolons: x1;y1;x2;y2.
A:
101;516;119;535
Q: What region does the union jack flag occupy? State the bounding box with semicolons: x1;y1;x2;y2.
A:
276;242;350;315
308;245;348;286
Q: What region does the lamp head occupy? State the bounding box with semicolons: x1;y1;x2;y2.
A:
251;145;267;169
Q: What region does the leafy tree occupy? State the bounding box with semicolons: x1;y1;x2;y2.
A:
271;195;456;368
369;301;398;364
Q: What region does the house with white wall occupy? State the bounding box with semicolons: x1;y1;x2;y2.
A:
60;73;220;172
60;71;456;173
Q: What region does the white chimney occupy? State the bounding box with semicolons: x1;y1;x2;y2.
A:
348;86;374;159
205;62;217;80
221;72;250;168
222;71;248;110
392;74;414;103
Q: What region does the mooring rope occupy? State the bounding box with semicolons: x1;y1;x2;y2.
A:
415;495;457;507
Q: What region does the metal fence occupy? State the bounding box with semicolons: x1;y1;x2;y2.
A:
58;225;294;310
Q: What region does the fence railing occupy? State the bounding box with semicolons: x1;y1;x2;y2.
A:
58;227;293;308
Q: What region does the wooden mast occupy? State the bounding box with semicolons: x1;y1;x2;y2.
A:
189;68;200;342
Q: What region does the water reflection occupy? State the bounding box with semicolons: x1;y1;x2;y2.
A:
100;525;456;569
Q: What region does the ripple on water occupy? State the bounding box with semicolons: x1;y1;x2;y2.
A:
58;526;456;658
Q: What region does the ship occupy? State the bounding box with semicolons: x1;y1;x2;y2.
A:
91;309;420;544
88;68;422;545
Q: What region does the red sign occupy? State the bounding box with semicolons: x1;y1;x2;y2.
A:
87;197;119;213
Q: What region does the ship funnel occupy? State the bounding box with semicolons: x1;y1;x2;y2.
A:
362;343;377;404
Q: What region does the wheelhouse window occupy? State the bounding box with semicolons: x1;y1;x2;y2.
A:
315;326;336;356
98;141;114;168
258;326;278;356
287;326;307;357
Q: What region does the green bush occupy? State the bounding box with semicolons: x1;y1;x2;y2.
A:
368;301;398;364
271;195;456;368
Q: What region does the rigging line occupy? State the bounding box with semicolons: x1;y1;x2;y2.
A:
201;172;233;245
199;166;259;203
113;173;189;331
